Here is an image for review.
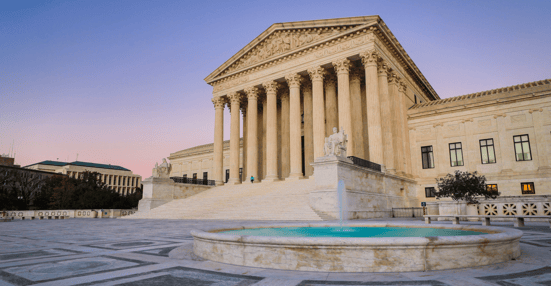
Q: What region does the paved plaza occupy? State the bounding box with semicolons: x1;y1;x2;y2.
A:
0;218;550;286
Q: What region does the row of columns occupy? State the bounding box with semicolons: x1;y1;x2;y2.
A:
212;49;412;185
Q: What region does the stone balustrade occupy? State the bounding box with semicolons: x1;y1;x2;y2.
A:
0;209;136;220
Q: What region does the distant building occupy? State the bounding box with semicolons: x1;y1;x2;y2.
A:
25;161;141;195
0;155;18;167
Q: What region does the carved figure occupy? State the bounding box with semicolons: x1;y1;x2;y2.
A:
152;158;172;178
324;127;348;157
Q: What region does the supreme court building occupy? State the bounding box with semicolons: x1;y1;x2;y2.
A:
168;16;551;204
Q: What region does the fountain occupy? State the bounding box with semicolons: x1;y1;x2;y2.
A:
189;131;522;272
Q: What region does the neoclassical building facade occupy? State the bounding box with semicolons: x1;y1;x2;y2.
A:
169;16;550;203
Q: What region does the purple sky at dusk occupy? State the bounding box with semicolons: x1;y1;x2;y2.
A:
1;0;550;179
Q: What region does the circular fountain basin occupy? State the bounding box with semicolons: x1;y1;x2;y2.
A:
190;223;522;272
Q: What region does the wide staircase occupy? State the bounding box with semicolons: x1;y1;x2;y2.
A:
123;178;325;221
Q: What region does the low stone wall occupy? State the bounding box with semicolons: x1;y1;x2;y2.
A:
0;209;136;220
137;177;212;212
427;195;551;221
310;155;418;220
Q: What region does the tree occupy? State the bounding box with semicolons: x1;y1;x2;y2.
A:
436;170;499;204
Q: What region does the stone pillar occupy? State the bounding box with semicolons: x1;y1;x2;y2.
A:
227;92;242;184
360;50;384;165
258;100;265;180
308;66;326;160
263;81;280;182
262;96;267;179
378;61;394;172
245;87;259;183
241;104;247;182
333;58;354;157
398;82;413;176
388;72;405;175
302;80;314;177
324;74;338;137
531;108;551;170
212;96;225;186
286;73;304;179
280;91;290;178
349;67;364;159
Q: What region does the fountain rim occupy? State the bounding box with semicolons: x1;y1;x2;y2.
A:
190;222;522;247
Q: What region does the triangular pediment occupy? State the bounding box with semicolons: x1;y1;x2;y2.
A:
205;16;380;84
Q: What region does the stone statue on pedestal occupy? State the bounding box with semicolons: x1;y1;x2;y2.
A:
152;158;172;178
324;127;348;157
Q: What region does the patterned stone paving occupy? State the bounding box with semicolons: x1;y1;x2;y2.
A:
0;218;550;286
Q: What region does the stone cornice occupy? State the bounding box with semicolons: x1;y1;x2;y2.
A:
206;16;439;101
169;138;243;160
408;79;551;119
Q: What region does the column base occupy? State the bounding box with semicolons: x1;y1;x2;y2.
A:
262;176;280;183
215;180;225;186
226;178;241;185
286;173;305;181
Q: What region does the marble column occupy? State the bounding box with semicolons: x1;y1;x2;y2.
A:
324;74;338;137
360;50;384;165
241;104;247;182
212;97;225;185
333;58;354;157
400;83;413;176
227;92;242;184
258;100;265;180
285;73;304;179
302;80;314;176
308;66;326;160
263;81;280;182
262;96;267;179
388;72;405;175
349;67;364;159
378;61;395;172
244;87;259;183
280;90;290;178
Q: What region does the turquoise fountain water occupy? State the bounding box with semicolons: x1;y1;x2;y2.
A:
221;226;483;237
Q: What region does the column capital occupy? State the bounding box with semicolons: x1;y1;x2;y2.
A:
359;49;380;66
279;90;289;100
211;97;226;109
307;66;325;82
387;71;401;85
262;81;279;94
227;91;242;104
399;81;408;93
377;61;389;76
244;86;260;99
285;73;302;88
324;73;337;88
301;79;312;93
332;58;351;75
350;67;362;83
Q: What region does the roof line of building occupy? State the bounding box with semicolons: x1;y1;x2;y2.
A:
409;78;551;110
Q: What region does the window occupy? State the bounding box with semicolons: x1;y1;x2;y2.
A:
421;146;434;169
239;168;243;180
521;182;535;194
192;173;197;180
203;172;208;180
480;139;496;164
514;135;532;161
425;187;436;198
225;169;229;183
486;184;498;194
183;174;187;178
449;142;464;167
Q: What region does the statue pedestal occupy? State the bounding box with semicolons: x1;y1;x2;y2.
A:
138;177;174;212
309;155;417;220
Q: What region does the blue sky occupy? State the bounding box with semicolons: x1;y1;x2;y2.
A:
1;0;550;177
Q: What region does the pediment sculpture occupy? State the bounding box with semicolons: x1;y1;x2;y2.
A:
152;158;172;178
324;127;348;157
